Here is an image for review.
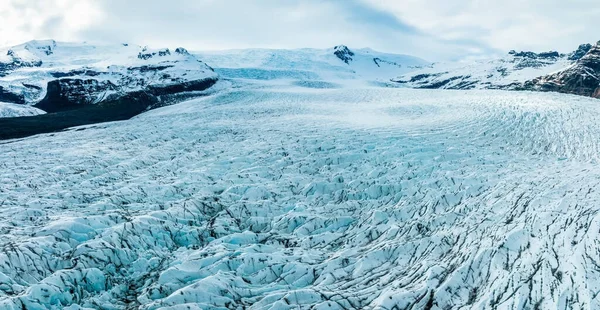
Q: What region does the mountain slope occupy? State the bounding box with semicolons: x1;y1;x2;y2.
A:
0;40;218;112
195;45;429;83
394;45;591;90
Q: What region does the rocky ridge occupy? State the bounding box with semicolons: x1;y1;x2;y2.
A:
394;43;598;92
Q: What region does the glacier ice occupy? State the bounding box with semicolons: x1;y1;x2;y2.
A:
1;87;600;309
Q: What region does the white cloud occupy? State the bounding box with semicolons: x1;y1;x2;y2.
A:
77;0;491;60
0;0;104;46
360;0;600;53
80;0;380;50
2;0;599;60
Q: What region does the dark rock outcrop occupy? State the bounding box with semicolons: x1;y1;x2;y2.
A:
147;78;218;96
508;50;561;59
373;57;401;68
175;47;190;55
506;50;564;70
35;75;218;113
35;79;119;112
569;44;592;61
334;45;355;64
138;48;171;60
521;42;600;98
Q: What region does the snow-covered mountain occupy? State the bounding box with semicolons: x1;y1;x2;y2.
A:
195;45;429;83
0;40;218;112
522;42;600;98
394;44;592;90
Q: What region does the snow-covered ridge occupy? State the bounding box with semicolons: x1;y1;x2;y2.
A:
0;101;45;118
394;44;595;90
194;45;429;82
0;40;218;112
394;51;573;90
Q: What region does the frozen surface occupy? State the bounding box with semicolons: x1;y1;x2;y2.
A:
2;85;600;309
0;102;45;117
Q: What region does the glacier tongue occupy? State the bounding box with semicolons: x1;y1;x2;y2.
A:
1;87;600;309
0;101;45;117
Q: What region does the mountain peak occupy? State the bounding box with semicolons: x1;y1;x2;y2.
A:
568;43;593;61
333;45;355;64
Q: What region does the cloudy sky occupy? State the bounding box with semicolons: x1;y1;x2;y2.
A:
1;0;599;61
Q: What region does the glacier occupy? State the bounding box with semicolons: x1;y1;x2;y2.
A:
1;83;600;309
0;102;45;118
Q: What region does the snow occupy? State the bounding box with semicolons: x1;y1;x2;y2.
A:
194;46;428;83
0;101;45;117
2;77;600;309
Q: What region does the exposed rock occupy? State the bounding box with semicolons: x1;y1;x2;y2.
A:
508;50;561;59
568;43;593;61
334;45;355;64
521;42;600;98
373;57;401;68
175;47;190;55
35;79;119;112
539;51;562;58
507;50;564;70
138;48;171;60
50;69;103;78
147;78;218;96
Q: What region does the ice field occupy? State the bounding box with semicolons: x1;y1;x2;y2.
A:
0;102;45;118
2;84;600;309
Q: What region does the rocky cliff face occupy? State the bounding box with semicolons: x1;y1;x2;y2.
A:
0;40;218;113
521;42;600;98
